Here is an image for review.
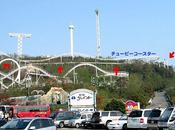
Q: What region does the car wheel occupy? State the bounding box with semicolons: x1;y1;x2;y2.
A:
59;122;64;128
75;123;80;128
122;124;127;130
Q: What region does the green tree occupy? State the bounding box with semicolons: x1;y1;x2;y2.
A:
104;99;125;113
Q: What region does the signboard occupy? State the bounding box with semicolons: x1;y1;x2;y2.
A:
125;100;140;114
69;89;96;111
117;71;129;77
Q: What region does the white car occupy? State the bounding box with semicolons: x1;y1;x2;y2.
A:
0;117;56;130
107;115;127;130
127;109;152;129
54;111;80;128
99;111;123;126
82;111;123;128
68;112;92;128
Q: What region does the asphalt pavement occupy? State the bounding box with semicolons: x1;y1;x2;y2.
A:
147;91;169;108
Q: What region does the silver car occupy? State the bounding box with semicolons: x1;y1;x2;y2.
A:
0;117;56;130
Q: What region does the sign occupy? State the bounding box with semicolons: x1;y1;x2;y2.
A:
69;89;96;111
117;71;129;77
111;51;157;57
57;66;63;74
113;66;120;75
3;63;11;69
125;100;140;114
169;51;175;59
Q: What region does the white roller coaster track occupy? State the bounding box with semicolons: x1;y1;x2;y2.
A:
0;58;21;82
63;62;115;78
20;53;160;64
0;64;58;89
0;51;10;57
1;49;160;63
0;59;119;88
20;52;95;63
97;55;160;61
0;65;57;81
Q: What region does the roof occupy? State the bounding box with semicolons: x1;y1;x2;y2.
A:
14;117;52;120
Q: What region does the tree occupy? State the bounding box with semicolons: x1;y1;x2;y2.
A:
104;99;125;113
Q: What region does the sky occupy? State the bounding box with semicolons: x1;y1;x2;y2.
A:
0;0;175;66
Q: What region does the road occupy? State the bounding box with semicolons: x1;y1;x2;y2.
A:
147;91;169;108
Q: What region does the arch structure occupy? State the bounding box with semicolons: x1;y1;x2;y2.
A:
63;62;115;78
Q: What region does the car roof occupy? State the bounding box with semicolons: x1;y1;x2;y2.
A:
15;117;52;120
133;109;152;111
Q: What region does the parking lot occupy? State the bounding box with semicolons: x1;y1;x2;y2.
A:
57;128;104;130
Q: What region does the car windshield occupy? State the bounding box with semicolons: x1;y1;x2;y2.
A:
129;110;142;117
72;114;81;119
119;115;127;120
56;112;65;119
144;110;152;117
159;107;174;122
1;119;32;129
149;109;161;117
56;111;78;120
0;107;5;111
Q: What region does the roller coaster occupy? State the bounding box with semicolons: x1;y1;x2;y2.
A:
0;51;160;89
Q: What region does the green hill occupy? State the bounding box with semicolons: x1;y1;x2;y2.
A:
1;56;175;110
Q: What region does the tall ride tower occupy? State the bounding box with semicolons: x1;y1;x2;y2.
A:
95;9;101;58
69;25;74;58
9;32;32;59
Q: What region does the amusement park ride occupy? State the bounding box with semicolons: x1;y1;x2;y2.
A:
0;10;160;90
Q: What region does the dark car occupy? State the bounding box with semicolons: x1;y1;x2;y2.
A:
82;111;123;128
147;108;165;130
81;112;102;128
0;119;7;127
49;111;59;120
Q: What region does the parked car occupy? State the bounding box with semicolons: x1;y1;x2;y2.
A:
0;105;13;119
147;108;165;130
54;111;80;128
158;107;175;130
127;109;152;129
107;114;127;130
0;117;56;130
82;111;123;128
68;112;93;128
49;110;64;120
0;119;7;127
